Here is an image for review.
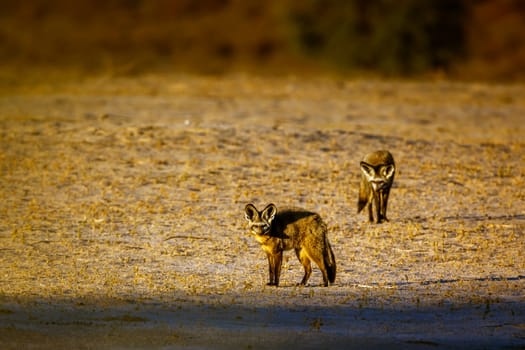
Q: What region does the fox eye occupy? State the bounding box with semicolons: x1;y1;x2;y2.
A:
382;165;395;178
360;162;375;177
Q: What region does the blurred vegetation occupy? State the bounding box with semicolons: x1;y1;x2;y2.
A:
0;0;524;80
288;0;467;75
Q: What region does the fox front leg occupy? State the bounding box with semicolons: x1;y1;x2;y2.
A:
371;191;381;223
378;189;390;223
267;252;283;286
366;191;375;223
367;202;374;223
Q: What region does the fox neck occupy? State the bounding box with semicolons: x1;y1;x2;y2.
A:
255;232;272;244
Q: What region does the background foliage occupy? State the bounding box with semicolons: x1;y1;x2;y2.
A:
1;0;524;79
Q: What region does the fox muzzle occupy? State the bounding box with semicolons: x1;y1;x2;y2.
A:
249;222;271;236
371;180;385;191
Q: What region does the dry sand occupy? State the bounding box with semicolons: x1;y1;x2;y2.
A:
1;75;524;349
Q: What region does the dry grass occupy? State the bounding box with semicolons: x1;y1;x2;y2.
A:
0;74;524;348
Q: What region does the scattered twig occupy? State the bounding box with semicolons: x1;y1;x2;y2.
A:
164;235;207;241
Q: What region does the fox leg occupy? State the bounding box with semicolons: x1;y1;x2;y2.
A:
367;192;375;223
318;243;336;287
267;252;282;286
372;191;381;223
295;248;312;286
315;257;330;287
266;253;275;286
304;247;330;287
378;189;390;223
274;252;283;286
367;202;374;223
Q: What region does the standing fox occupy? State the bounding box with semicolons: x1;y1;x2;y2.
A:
358;150;396;223
244;203;336;287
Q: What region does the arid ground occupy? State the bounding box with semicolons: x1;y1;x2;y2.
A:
1;75;524;349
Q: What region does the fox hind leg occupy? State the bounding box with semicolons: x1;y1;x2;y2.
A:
308;249;330;287
299;246;332;287
295;248;312;286
317;258;330;287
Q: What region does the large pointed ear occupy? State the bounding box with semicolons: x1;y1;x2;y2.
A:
261;203;277;223
245;204;259;222
383;164;395;179
360;161;375;179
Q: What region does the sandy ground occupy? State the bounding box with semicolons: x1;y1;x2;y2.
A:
1;75;524;349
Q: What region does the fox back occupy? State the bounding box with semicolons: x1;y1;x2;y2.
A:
358;150;395;223
245;203;336;287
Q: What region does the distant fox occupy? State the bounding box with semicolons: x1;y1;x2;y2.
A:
244;203;336;287
358;150;396;223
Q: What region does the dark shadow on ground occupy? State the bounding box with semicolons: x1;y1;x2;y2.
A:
1;294;524;350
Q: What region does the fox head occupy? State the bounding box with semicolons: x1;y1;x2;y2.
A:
245;203;277;236
360;162;395;191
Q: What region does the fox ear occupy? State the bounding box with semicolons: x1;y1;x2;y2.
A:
360;162;375;179
261;203;277;223
245;204;258;222
383;164;395;179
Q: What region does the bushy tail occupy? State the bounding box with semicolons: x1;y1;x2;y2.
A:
357;177;369;213
324;239;336;284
